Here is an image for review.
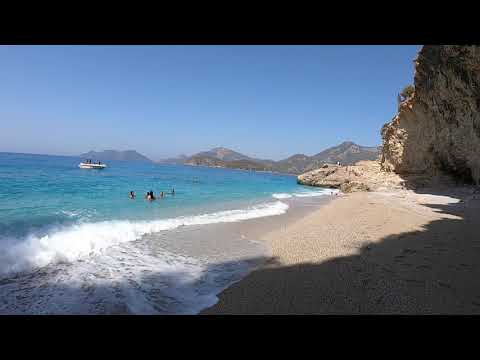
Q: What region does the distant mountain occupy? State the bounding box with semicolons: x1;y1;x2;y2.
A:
175;143;380;174
183;147;272;171
185;155;274;171
79;150;152;162
312;141;380;164
157;154;188;164
275;141;381;174
192;147;254;162
274;154;316;174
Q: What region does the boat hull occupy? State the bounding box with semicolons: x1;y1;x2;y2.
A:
79;163;107;169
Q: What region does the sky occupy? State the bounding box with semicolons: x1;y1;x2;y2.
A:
0;45;421;161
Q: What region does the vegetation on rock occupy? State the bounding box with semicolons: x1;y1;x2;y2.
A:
400;84;415;100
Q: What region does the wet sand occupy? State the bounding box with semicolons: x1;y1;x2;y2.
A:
146;195;334;264
202;187;480;314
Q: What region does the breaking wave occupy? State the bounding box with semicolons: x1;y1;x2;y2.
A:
0;201;288;276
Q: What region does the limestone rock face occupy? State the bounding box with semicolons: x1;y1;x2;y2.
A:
381;45;480;184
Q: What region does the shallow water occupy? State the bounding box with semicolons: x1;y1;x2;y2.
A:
0;152;337;314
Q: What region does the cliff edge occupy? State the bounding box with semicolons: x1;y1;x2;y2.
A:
299;45;480;191
381;45;480;184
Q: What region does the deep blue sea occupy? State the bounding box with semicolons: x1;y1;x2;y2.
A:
0;152;336;314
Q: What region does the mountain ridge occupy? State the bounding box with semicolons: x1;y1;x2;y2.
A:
79;150;152;162
160;142;381;174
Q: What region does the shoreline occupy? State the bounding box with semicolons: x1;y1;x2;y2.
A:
180;162;298;177
201;186;480;314
0;193;335;315
138;193;336;314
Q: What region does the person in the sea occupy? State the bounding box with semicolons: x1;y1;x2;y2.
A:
145;191;155;201
171;188;175;195
129;191;136;199
160;191;164;198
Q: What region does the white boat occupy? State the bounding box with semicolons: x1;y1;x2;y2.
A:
79;162;107;169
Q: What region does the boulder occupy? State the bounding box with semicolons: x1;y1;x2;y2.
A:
297;161;407;193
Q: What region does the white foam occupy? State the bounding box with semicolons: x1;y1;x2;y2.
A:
60;210;80;218
0;201;288;276
272;188;339;199
293;188;339;197
0;241;257;315
56;209;97;219
272;193;293;199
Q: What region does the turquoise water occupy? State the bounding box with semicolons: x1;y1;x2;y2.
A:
0;152;335;314
0;152;326;239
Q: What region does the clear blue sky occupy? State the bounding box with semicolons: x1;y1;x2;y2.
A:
0;45;421;161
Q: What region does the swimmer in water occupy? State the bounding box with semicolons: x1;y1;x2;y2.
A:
145;191;156;201
129;191;136;199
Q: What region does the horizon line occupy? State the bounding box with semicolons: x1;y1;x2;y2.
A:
0;140;382;163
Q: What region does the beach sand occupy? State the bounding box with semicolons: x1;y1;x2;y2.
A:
202;187;480;314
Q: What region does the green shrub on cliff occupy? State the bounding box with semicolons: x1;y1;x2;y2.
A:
400;84;415;99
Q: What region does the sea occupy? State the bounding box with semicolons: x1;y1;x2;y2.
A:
0;152;337;314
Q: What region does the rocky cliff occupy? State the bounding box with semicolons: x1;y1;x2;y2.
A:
381;45;480;184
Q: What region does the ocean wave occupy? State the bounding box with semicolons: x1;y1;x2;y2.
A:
56;209;97;220
0;241;260;315
272;188;339;199
0;201;288;276
272;193;293;199
293;188;339;197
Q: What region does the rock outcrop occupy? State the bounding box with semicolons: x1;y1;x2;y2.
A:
297;161;406;193
381;45;480;184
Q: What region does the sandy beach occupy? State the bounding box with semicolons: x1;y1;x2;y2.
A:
202;187;480;314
